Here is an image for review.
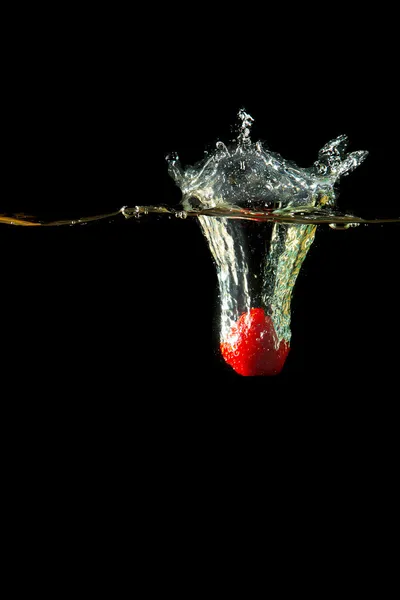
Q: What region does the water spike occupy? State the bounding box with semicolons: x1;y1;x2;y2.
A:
336;150;369;177
314;136;367;178
236;108;254;148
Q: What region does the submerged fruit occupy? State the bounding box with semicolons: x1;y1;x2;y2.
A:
220;308;290;376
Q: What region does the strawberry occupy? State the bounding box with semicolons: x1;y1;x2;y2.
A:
220;308;290;376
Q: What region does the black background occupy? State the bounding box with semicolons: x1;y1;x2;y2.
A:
1;9;399;570
2;8;398;398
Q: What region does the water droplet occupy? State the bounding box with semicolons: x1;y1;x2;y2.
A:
216;141;230;155
166;151;179;162
175;211;187;219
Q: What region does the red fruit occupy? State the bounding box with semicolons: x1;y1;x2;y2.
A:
220;308;290;376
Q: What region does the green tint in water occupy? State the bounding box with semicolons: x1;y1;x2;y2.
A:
263;223;317;343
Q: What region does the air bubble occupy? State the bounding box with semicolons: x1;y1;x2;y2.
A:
329;222;360;230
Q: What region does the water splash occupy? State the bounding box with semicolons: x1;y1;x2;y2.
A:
168;110;368;214
167;110;375;375
1;110;398;377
